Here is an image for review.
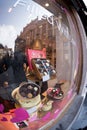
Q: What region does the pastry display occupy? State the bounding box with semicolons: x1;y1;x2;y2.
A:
31;58;56;81
11;82;41;109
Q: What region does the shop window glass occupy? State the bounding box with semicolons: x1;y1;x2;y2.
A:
0;0;81;129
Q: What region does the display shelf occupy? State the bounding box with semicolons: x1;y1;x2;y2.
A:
0;89;74;130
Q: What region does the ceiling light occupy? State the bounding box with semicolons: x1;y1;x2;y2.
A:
45;3;49;7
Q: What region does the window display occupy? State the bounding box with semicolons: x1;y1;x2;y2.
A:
0;0;86;130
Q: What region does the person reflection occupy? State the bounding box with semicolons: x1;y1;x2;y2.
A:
0;43;28;112
11;50;28;85
0;44;10;73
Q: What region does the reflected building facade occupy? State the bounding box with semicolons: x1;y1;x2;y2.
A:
16;17;57;67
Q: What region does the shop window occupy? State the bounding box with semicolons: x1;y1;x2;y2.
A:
0;0;83;129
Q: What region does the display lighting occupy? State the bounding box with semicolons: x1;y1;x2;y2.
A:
45;3;49;7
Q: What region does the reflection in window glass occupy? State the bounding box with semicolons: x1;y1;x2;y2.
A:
0;0;80;129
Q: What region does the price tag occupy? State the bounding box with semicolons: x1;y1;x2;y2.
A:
42;74;50;82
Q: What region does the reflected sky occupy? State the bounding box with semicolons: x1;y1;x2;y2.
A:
0;0;52;50
0;0;52;34
1;0;86;50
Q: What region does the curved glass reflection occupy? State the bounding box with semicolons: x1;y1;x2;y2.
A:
0;0;83;129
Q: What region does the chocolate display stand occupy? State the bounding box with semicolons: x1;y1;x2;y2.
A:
26;39;51;98
26;49;49;98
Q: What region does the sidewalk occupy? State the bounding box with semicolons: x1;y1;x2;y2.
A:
71;95;87;130
49;95;83;130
